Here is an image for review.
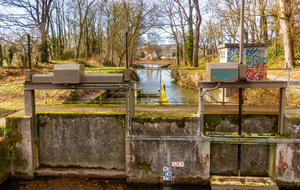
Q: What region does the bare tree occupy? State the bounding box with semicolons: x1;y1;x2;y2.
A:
75;0;96;59
192;0;201;67
2;0;54;63
278;0;295;68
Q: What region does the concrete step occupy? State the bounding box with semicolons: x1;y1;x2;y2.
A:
35;168;126;179
210;175;279;190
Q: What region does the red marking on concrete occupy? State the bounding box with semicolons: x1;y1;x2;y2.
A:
126;141;135;169
277;148;288;173
200;154;209;170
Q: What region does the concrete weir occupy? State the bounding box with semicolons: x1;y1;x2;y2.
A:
2;111;300;189
210;175;279;190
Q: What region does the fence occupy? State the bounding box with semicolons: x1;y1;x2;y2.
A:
40;67;293;106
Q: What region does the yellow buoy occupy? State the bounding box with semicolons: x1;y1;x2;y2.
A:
160;84;168;105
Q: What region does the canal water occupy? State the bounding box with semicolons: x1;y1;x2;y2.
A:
135;64;199;105
0;178;211;190
0;178;296;190
105;64;199;105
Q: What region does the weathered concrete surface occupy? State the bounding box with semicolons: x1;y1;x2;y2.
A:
35;168;125;179
208;115;277;133
208;114;275;176
5;111;300;187
0;137;10;185
6;116;35;179
127;118;210;184
210;144;269;176
37;113;126;170
275;118;300;184
210;175;279;190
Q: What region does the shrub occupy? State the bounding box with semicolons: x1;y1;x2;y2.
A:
138;51;145;58
61;50;75;60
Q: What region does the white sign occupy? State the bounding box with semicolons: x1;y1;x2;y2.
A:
172;162;184;167
163;166;171;181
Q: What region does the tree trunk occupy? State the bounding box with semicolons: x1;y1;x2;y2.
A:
192;0;201;67
86;26;90;60
117;51;125;67
39;25;48;63
76;26;83;59
111;44;114;66
275;32;277;57
279;0;295;68
178;3;186;66
0;44;3;67
187;0;193;66
176;43;180;66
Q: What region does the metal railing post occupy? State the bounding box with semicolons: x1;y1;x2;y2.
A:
287;69;291;105
160;69;162;104
44;70;47;104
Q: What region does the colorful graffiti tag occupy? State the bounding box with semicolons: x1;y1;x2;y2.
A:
227;48;267;81
212;69;237;81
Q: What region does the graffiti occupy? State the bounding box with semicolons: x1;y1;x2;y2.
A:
212;69;237;81
227;48;268;81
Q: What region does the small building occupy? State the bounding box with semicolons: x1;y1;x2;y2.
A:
217;43;271;81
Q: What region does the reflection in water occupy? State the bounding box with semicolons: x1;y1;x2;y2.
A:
136;64;199;105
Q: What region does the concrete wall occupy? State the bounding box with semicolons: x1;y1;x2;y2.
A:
37;113;126;170
5;113;300;187
0;138;10;184
275;118;300;184
6;116;36;179
207;114;277;177
127;118;210;184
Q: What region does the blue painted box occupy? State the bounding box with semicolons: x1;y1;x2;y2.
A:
206;62;238;82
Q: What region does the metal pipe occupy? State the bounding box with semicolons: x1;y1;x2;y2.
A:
238;0;245;177
238;88;242;135
126;32;128;69
199;83;300;144
239;0;245;63
28;34;31;69
287;69;291;105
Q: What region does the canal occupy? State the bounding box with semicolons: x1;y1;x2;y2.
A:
135;64;199;105
0;178;211;190
104;64;200;105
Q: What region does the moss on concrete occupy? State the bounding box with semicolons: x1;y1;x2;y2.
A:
40;163;106;169
0;138;10;183
131;115;197;128
6;117;27;170
177;176;209;185
37;112;126;130
136;161;152;173
13;148;27;168
241;170;268;177
275;179;300;188
6;117;23;147
204;114;222;131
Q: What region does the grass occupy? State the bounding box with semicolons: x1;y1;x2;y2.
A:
1;55;299;118
0;60;126;117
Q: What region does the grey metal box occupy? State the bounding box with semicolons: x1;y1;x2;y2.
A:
32;74;53;83
123;69;130;81
53;64;84;84
206;62;238;82
25;69;36;82
81;74;124;83
238;64;247;81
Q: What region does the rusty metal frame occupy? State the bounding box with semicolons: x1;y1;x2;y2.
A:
199;81;286;135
